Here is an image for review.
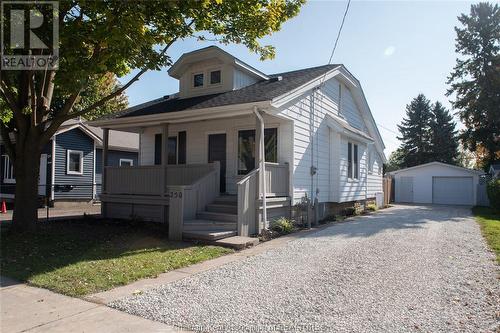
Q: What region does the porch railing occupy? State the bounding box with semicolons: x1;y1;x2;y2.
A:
105;165;163;195
237;162;289;236
237;168;259;236
265;162;289;196
182;162;220;220
104;163;218;196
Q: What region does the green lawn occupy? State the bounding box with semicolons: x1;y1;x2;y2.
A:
473;206;500;264
0;219;232;297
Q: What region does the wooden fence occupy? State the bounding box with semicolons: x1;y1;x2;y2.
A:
383;177;393;206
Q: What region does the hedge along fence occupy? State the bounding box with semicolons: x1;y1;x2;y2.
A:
487;178;500;212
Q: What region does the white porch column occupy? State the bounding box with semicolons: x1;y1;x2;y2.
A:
101;128;109;218
254;107;267;231
102;128;109;193
161;123;169;199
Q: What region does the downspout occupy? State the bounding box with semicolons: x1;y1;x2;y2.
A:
253;106;267;229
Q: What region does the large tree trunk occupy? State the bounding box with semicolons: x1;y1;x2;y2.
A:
12;136;42;232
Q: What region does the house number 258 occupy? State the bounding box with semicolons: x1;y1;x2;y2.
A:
169;191;182;199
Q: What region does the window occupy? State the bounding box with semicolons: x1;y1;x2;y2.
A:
368;151;373;173
2;155;15;183
178;131;187;164
67;150;83;175
210;70;221;85
154;134;179;165
238;128;278;175
168;136;177;165
119;159;133;167
154;133;162;165
347;142;359;180
193;73;204;87
353;144;359;179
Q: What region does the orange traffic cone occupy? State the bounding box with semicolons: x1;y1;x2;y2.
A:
0;200;6;214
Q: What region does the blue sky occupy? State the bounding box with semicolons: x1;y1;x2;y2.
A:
120;0;475;156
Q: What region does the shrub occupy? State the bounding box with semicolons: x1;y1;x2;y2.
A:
270;217;295;234
345;207;357;216
366;203;377;212
487;179;500;211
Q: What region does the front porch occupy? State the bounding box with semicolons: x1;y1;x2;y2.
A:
98;111;293;241
101;161;290;240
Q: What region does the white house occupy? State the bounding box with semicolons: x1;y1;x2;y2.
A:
389;162;485;206
89;46;386;240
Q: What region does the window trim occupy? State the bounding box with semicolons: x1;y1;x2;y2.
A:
2;154;15;183
192;72;204;88
66;150;84;175
119;158;134;167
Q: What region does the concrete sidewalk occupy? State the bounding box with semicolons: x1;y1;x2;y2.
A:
0;277;190;332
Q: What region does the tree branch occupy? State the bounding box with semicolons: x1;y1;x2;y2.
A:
67;20;194;119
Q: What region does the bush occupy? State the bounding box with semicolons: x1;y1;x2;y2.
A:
366;203;377;212
270;217;295;234
344;207;357;216
487;179;500;211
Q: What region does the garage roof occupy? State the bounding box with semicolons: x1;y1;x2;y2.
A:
388;162;484;175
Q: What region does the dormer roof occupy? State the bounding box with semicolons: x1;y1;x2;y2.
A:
168;46;269;80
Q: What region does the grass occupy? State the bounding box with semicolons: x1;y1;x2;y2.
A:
0;219;232;297
473;206;500;264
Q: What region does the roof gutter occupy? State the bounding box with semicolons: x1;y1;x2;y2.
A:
88;100;272;129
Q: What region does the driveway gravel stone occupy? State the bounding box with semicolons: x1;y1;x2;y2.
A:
111;205;500;332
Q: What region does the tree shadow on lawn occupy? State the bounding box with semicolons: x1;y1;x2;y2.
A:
0;218;227;295
308;204;473;239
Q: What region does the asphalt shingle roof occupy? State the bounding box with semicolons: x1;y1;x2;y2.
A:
114;64;339;119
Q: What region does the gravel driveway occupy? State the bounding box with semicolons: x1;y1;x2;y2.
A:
111;205;499;333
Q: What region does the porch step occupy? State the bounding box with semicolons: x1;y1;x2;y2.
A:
184;219;236;231
196;211;237;223
213;196;237;205
206;203;238;214
183;229;237;241
214;236;259;250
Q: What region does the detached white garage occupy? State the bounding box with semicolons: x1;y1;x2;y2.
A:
390;162;484;206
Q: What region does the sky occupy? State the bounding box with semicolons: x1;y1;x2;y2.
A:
119;0;477;157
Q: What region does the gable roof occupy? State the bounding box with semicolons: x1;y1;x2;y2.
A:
388;161;484;175
101;64;338;120
56;119;139;151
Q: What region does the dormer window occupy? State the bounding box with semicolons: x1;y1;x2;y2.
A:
193;73;204;87
210;70;221;85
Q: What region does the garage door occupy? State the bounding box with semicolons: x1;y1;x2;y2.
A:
432;177;473;205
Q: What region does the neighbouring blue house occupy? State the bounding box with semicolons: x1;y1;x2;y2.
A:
0;118;138;207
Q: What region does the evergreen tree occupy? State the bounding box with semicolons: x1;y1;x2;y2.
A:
429;102;459;164
385;148;405;173
447;2;500;169
397;94;433;167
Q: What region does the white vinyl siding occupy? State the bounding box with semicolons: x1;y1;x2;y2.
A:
278;77;373;203
367;146;383;198
233;69;258;89
339;136;367;202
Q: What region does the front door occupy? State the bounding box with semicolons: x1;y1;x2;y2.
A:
208;134;227;193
